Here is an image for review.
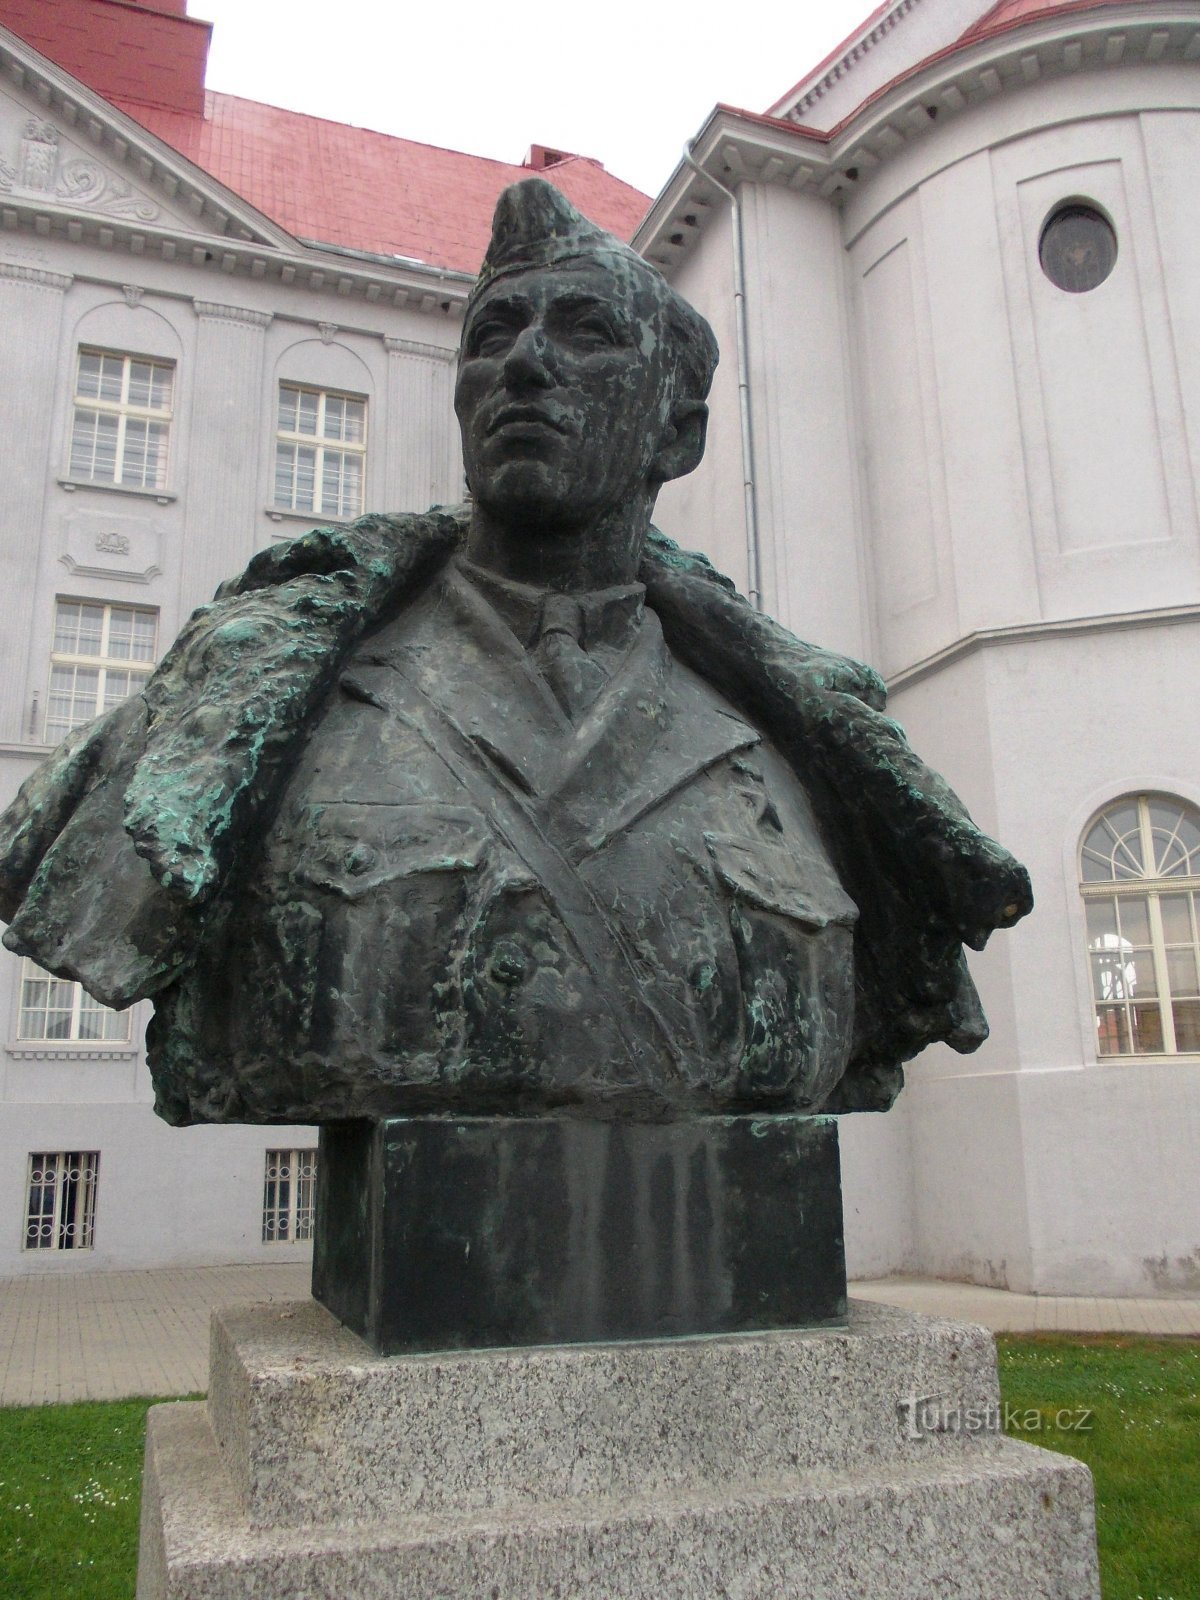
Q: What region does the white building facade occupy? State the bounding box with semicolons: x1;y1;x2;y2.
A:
0;21;475;1275
643;0;1200;1295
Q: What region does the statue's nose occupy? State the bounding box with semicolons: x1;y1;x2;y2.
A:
503;324;555;389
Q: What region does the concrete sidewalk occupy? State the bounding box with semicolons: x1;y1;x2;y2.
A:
1;1263;1196;1406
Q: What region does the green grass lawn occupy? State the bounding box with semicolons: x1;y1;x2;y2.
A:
996;1335;1200;1600
0;1338;1195;1599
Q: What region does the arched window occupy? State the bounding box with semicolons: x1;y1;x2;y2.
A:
1081;795;1200;1056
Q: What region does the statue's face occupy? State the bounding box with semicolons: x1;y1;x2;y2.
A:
455;260;674;533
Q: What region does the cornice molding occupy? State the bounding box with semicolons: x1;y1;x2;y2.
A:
0;259;70;289
193;299;273;328
384;335;457;363
886;601;1200;692
637;5;1200;270
775;0;923;121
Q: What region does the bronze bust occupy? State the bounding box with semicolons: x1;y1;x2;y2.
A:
0;180;1031;1133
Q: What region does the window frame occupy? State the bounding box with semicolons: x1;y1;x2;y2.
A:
44;598;158;744
23;1151;100;1252
1079;793;1200;1059
262;1148;318;1244
273;383;367;520
68;347;175;492
16;957;132;1045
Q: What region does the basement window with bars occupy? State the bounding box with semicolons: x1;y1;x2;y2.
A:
44;599;158;742
17;958;131;1043
1081;794;1200;1056
24;1151;99;1251
274;385;366;519
262;1148;317;1243
69;348;174;490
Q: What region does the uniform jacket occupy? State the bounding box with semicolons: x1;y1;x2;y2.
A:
0;508;1032;1124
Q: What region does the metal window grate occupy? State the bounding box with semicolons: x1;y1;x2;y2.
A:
24;1151;99;1251
262;1148;318;1243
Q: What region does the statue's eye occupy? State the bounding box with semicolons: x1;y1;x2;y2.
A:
567;314;618;347
467;320;515;359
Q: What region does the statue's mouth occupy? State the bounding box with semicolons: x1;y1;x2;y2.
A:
487;405;568;437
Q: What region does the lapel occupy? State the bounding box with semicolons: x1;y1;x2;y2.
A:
366;563;760;854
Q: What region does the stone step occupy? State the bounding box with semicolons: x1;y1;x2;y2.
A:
209;1298;1004;1528
140;1395;1099;1600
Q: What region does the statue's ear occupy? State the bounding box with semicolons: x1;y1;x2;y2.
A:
650;400;708;484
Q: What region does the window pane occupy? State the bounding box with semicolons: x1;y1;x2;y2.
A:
1095;1005;1130;1055
97;354;123;402
1091;948;1133;1002
54;601;104;657
296;390;319;436
1151;804;1200;877
1085;899;1118;943
278;386;300;433
70;409;120;482
1082;805;1143;881
45;664;101;738
127;361;154;407
1116;896;1151;947
75;351;103;400
1173;1000;1200;1053
1160;893;1195;945
1130;1004;1164;1053
323;394;345;440
1125;951;1156;998
1166;949;1199;998
293;446;316;510
343;399;365;444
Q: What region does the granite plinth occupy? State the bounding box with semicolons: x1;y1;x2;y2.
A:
312;1113;847;1354
137;1299;1101;1599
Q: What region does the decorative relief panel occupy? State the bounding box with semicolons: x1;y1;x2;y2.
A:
0;116;160;222
59;508;163;584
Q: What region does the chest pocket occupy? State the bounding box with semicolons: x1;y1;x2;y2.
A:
704;833;858;930
295;802;491;902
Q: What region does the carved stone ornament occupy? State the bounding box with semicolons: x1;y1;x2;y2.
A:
122;284;144;308
95;531;132;555
0;121;160;221
318;322;338;344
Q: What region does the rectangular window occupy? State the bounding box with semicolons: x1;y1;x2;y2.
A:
69;349;174;490
24;1151;99;1251
18;958;131;1043
45;599;158;742
274;385;366;518
262;1148;317;1243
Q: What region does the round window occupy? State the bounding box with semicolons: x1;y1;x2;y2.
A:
1039;202;1117;293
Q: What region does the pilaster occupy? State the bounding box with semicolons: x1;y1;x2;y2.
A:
383;336;459;512
0;264;73;745
180;301;273;608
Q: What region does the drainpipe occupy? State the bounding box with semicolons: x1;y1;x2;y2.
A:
681;140;762;612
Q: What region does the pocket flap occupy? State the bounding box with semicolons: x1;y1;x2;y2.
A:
298;802;489;899
705;832;858;930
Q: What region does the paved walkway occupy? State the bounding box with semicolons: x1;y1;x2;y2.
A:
1;1264;1196;1406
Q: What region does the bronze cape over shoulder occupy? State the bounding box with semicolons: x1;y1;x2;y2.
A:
0;507;1031;1123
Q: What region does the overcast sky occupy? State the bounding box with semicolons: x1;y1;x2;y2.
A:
198;0;873;198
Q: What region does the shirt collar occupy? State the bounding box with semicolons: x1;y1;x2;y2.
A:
458;559;645;654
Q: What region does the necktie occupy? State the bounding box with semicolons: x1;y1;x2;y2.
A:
534;594;608;720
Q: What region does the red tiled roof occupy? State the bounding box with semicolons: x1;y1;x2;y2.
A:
960;0;1144;39
0;0;209;115
112;91;650;271
116;91;650;273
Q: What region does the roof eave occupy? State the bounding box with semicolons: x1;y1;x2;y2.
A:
636;2;1200;270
